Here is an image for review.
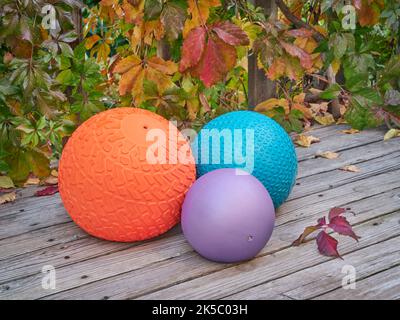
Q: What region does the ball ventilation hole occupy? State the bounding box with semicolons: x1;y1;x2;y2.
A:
247;235;254;242
143;125;148;130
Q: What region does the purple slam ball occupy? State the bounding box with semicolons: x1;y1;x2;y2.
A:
181;168;275;263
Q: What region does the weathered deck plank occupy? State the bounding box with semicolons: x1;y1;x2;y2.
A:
314;264;400;300
0;124;399;300
225;234;400;300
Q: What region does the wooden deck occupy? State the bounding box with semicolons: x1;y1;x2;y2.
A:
1;124;399;300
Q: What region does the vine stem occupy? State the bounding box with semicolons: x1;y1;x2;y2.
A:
274;0;325;43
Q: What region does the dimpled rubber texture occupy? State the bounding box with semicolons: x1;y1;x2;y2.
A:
59;108;196;242
194;111;297;208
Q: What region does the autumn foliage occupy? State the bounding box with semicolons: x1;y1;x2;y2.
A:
0;0;399;185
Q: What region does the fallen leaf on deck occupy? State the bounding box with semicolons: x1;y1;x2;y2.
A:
294;135;320;148
42;175;58;185
384;129;400;141
0;176;15;189
24;177;40;186
0;192;16;205
35;185;59;196
341;129;360;134
316;231;342;259
51;169;59;177
314;114;335;125
329;216;360;241
316;151;339;159
293;207;359;259
340;165;360;172
309;102;329;114
336;118;347;125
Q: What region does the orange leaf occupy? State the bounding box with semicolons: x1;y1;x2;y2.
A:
118;64;143;96
85;35;101;50
147;56;177;75
113;55;142;74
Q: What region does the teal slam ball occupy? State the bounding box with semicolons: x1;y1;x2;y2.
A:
193;111;298;208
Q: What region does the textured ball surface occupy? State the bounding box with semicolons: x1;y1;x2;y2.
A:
194;111;297;208
59;108;196;242
182;168;275;263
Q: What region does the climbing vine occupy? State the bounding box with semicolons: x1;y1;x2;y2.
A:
0;0;399;185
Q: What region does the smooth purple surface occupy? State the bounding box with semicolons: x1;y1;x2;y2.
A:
181;168;275;263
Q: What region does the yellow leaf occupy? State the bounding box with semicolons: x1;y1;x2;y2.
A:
340;165;361;173
51;169;58;177
316;151;340;159
94;42;111;62
0;192;16;205
331;59;341;75
85;35;101;50
0;176;14;189
183;0;221;37
384;129;400;141
341;128;360;134
293;93;306;104
255;98;289;114
314;113;335;125
147;56;177;75
294;135;320;148
186;97;200;121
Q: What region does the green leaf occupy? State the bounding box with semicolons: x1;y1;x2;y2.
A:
58;55;71;70
56;69;76;85
330;33;347;59
320;83;342;100
345;96;381;130
0;160;10;173
59;42;74;57
73;43;86;60
352;88;383;105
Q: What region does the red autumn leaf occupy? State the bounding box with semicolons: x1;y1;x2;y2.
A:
179;26;206;73
286;28;314;38
35;185;59;196
329;216;360;241
179;21;249;87
316;231;343;259
211;21;250;46
192;36;237;87
328;207;346;221
317;216;327;226
293;207;359;259
279;41;313;69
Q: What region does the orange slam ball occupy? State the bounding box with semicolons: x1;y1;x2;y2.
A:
59;108;196;242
